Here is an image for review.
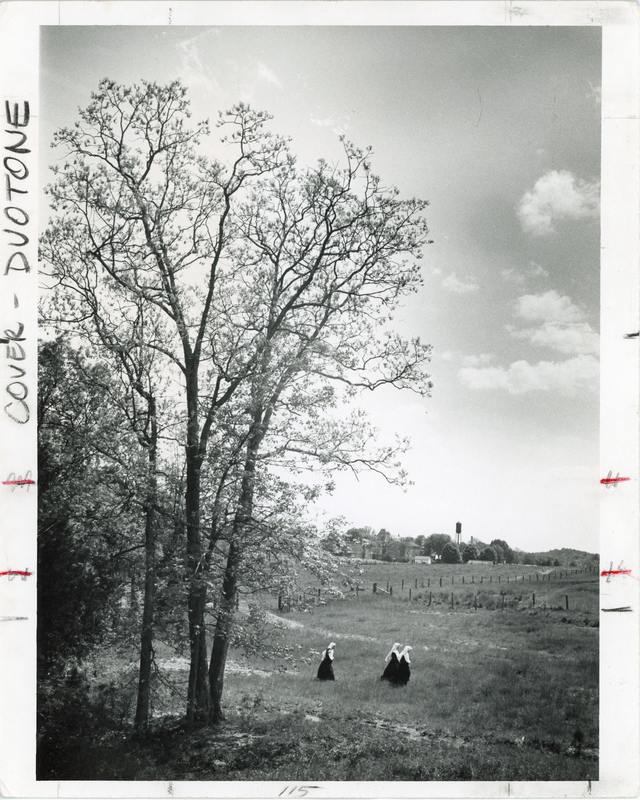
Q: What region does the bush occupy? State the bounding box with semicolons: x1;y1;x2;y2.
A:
462;543;478;563
480;546;496;562
441;543;462;564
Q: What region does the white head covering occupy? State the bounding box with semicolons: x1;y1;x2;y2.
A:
384;642;402;663
399;645;413;663
322;642;336;661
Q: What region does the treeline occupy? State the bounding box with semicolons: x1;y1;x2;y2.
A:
38;78;433;741
330;527;597;567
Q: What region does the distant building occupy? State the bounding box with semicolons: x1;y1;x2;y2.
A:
350;541;375;559
413;555;432;565
467;559;485;566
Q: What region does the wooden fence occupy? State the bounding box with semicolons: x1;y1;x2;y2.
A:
273;565;598;613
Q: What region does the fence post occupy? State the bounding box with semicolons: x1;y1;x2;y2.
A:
532;593;535;607
278;594;283;611
451;592;454;609
428;577;431;588
501;591;505;610
409;588;412;600
462;576;465;584
498;576;501;583
439;577;443;587
415;578;418;589
490;575;492;583
373;582;377;594
421;578;424;588
480;575;483;584
356;585;360;598
386;579;389;591
429;590;432;606
536;573;539;582
565;595;569;610
390;585;393;596
474;592;478;609
402;579;405;590
451;575;454;585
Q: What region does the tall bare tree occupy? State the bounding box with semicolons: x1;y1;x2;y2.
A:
205;140;433;720
42;80;288;724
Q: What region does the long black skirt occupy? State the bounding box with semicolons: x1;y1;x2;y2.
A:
317;654;335;681
397;655;411;685
380;652;400;682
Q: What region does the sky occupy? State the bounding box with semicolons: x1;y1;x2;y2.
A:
40;25;602;553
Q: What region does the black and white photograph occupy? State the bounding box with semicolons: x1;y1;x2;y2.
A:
0;3;639;797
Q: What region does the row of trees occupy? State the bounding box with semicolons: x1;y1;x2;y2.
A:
39;80;433;730
338;527;517;564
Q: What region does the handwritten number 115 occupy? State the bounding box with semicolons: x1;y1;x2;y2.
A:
278;786;320;798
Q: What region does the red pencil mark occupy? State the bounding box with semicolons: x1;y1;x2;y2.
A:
2;478;35;486
600;476;630;485
601;569;632;577
0;569;32;578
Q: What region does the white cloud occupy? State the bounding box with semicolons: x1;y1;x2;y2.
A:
501;262;549;286
511;322;599;356
517;170;600;236
442;272;479;293
175;30;221;95
257;62;283;89
515;289;585;325
458;355;598;396
528;262;549;279
461;353;495;367
310;115;337;128
310;113;350;136
512;290;599;356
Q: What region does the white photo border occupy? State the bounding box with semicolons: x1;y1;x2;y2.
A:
0;2;638;798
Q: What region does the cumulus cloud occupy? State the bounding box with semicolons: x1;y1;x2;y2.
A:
257;62;283;89
442;272;479;293
458;355;598;396
517;170;600;236
458;288;599;395
461;353;495;367
511;290;599;356
511;321;599;356
515;289;585;325
501;262;549;285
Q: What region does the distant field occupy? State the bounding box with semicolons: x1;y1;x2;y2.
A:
128;576;599;780
51;568;598;781
268;560;599;616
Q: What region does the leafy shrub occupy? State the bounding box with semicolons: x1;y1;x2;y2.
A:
441;543;461;564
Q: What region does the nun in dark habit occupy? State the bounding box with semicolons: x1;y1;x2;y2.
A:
380;642;401;683
397;645;413;685
317;641;336;681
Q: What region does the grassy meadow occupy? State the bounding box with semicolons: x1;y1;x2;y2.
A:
41;562;599;782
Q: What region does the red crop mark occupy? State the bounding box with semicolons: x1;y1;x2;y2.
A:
2;479;35;486
600;476;630;485
601;569;632;577
0;570;32;578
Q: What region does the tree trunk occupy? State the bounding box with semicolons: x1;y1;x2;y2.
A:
208;540;241;723
208;420;261;724
185;368;209;725
134;430;158;734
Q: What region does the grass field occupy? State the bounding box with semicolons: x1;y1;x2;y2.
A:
40;562;599;781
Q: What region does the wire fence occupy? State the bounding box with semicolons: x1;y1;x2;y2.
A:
272;565;599;614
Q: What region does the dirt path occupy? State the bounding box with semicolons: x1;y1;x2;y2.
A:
264;611;379;643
